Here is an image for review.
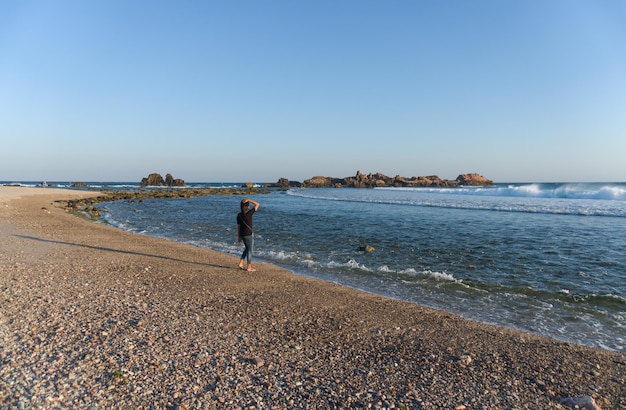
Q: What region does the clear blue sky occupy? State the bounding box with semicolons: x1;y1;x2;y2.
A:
1;1;625;183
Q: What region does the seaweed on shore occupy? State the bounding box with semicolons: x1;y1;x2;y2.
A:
56;187;269;221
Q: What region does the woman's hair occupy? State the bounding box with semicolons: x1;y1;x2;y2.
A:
240;200;249;214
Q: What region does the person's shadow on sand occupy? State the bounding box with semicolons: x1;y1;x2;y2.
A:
15;235;232;270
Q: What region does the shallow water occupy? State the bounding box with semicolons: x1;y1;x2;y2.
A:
100;183;626;352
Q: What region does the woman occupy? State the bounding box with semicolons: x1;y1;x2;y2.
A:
237;198;260;271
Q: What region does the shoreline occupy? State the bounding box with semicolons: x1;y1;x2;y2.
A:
1;187;624;409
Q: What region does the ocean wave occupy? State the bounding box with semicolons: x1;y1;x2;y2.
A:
1;182;39;188
287;185;626;217
344;259;371;271
379;183;626;201
261;249;313;262
560;292;626;308
420;269;457;282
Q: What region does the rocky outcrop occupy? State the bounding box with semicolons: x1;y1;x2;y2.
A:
299;171;493;188
264;178;303;189
141;173;164;186
140;173;185;187
276;178;290;188
302;176;347;188
165;173;186;187
455;173;494;186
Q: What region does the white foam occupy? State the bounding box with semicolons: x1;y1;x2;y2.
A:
376;183;626;201
345;259;371;271
421;269;456;282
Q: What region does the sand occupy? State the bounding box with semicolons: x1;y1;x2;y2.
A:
0;187;624;409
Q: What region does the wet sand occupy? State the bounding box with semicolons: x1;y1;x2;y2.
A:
0;187;624;409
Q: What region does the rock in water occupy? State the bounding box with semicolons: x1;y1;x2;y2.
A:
140;173;185;187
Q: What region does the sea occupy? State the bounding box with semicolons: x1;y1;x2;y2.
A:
4;181;625;352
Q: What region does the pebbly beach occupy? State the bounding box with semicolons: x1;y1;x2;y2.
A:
0;187;624;409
